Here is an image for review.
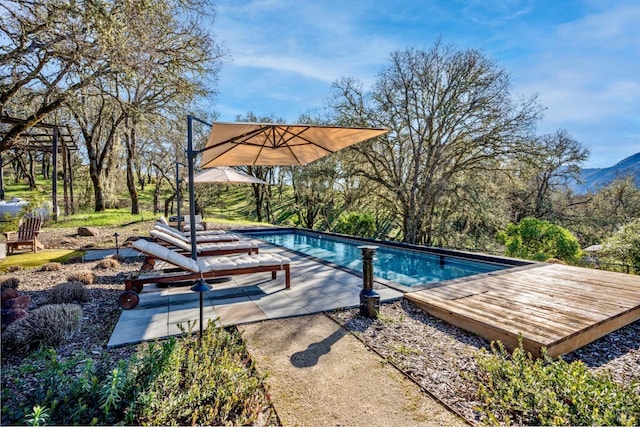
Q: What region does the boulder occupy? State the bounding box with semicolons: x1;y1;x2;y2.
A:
77;226;99;237
4;295;30;310
1;294;30;327
1;288;19;306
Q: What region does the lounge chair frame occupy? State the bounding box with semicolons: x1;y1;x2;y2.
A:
120;240;290;310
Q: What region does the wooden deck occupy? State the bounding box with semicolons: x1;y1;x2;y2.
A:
404;263;640;357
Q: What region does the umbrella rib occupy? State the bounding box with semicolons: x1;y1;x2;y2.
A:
201;127;268;152
279;126;334;154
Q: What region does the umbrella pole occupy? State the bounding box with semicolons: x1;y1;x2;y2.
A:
187;115;198;260
175;162;182;232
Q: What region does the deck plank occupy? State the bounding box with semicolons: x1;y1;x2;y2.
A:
405;264;640;357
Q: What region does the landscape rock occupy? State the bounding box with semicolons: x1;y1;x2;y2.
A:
77;226;99;237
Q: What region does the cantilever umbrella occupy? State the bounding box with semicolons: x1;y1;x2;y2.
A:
199;122;388;167
185;120;388;259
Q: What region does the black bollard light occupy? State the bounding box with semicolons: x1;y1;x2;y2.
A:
113;232;120;255
191;278;211;341
358;245;380;318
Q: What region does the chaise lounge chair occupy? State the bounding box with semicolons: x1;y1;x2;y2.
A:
119;239;291;309
154;222;240;243
3;217;44;254
156;219;227;237
142;229;258;269
158;214;212;233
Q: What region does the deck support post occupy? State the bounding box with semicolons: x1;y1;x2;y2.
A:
358;245;380;318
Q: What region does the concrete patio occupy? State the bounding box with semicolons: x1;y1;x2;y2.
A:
108;244;403;347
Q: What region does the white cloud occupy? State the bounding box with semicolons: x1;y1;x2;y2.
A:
212;0;639;166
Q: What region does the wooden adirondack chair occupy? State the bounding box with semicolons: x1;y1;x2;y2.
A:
3;217;44;254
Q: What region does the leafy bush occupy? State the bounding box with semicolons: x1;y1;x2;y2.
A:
0;277;20;291
48;281;88;304
66;270;96;284
474;341;640;426
1;322;275;425
496;217;582;263
600;219;640;274
0;212;20;233
1;348;132;425
126;321;274;425
333;212;376;238
94;258;119;270
3;304;82;353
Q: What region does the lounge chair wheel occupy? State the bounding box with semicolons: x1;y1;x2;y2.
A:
132;282;144;293
118;291;139;310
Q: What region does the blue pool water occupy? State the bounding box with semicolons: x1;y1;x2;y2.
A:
245;230;509;288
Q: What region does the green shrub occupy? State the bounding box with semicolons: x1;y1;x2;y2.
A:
3;304;82;354
0;277;20;291
1;348;132;425
126;321;275;425
0;212;20;233
473;340;640;426
66;270;96;285
1;322;275;425
333;211;377;238
48;281;88;304
496;217;583;263
600;219;640;274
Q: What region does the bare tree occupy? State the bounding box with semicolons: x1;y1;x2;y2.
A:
530;129;589;218
0;0;112;151
111;0;220;214
332;41;542;244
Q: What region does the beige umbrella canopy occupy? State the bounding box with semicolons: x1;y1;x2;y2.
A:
199;122;388;167
193;166;267;185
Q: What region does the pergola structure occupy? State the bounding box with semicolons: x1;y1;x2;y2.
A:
0;115;78;220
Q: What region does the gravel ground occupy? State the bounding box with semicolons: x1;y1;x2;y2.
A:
0;255;142;367
2;222;639;425
329;300;640;423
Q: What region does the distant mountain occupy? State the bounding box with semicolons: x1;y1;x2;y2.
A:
568;152;640;194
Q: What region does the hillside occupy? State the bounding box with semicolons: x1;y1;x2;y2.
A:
569;152;640;194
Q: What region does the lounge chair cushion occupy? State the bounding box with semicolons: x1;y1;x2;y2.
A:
158;216;169;225
150;230;191;251
154;223;239;243
183;224;205;232
150;230;258;253
197;253;290;273
133;239;199;272
155;220;226;236
132;239;290;274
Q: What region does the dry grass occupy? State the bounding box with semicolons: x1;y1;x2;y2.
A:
66;270;97;285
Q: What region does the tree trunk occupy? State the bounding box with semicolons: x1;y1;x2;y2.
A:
28;152;36;189
125;124;140;215
252;183;263;222
0;153;4;200
90;168;106;211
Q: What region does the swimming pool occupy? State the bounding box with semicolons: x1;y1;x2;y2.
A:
242;229;517;289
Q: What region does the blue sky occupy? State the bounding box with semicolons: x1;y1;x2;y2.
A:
211;0;639;168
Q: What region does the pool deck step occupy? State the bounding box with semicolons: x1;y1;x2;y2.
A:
405;263;640;357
